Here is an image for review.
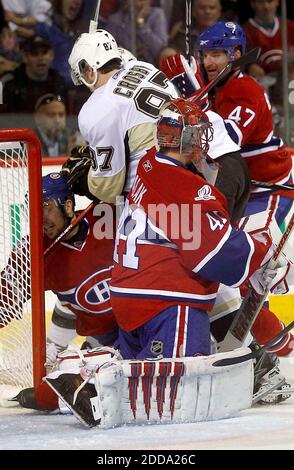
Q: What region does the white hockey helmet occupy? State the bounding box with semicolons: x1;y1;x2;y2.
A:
118;47;136;66
69;29;121;87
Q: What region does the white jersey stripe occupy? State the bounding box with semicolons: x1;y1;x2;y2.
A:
172;306;182;357
110;285;217;301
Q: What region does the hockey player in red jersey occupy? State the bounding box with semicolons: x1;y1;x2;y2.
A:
4;172;118;411
161;21;294;357
195;21;293;223
110;98;281;360
42;173;116;344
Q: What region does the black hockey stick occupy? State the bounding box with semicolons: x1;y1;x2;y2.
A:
213;319;294;367
194;47;261;103
89;0;101;32
251;179;294;191
185;0;193;63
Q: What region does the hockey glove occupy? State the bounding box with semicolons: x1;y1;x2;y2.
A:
62;145;98;199
161;54;204;96
62;145;95;186
249;253;294;295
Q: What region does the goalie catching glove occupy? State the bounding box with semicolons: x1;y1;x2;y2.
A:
61;146;97;199
161;54;209;110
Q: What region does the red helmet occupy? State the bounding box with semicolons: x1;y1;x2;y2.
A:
156;98;213;158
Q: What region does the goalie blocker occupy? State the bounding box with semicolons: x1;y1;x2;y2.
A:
45;347;253;428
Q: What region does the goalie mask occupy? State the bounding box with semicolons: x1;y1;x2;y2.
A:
156;98;219;184
42;172;75;209
156;98;213;158
69;29;121;88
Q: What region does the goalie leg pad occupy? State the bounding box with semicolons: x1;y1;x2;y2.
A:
119;349;253;427
51;348;253;428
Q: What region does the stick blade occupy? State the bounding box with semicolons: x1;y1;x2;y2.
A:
212;352;252;367
233;47;261;69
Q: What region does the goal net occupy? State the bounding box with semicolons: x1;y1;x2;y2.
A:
0;129;45;402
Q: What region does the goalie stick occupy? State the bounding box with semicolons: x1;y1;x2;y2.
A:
193;47;261;103
214;319;294;367
218;211;294;353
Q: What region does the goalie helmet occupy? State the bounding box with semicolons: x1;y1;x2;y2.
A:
42;172;75;208
156;98;213;159
196;21;246;61
69;29;121;86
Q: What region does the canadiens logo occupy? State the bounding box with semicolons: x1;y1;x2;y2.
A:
143;160;152;172
194;185;216;201
225;22;236;33
49;172;61;180
75;266;113;314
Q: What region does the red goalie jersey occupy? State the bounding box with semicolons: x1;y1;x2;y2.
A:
110;149;272;332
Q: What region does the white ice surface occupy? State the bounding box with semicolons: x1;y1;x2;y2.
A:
0;357;293;450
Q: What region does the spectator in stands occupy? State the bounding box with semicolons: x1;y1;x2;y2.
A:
169;0;222;55
33;0;86;85
243;0;294;80
33;94;68;157
221;0;240;21
106;0;168;64
0;26;21;77
2;0;52;38
33;93;86;157
1;35;67;118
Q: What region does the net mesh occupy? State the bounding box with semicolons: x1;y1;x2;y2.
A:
0;141;33;389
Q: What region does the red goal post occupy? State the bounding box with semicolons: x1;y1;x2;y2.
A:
0;129;46;396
